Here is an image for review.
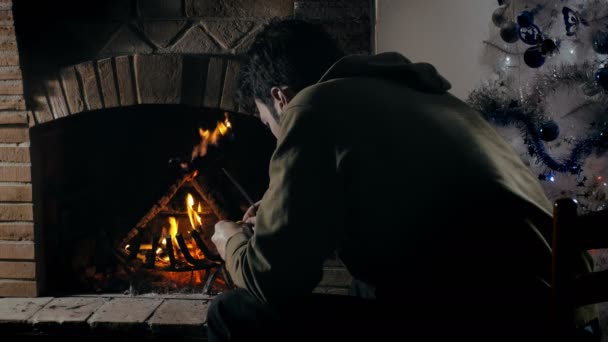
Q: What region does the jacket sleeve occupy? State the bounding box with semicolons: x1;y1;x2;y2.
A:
224;104;342;304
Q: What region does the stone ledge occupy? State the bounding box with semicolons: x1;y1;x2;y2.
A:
0;296;209;338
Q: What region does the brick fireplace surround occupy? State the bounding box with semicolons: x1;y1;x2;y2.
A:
0;0;373;332
0;0;372;302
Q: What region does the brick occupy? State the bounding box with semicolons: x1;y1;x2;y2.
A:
45;79;68;118
76;61;102;111
100;25;153;56
29;83;53;124
27;111;35;128
202;20;255;50
232;22;263;53
135;54;182;104
0;223;33;240
0;184;31;201
0;261;35;279
97;58;119;108
0;79;21;94
181;55;209;107
0;25;15;37
114;56;136;106
220;59;240;111
0;204;33;221
0;53;18;66
0;126;28;143
0;281;38;297
0;165;31;182
0;10;13;22
0;111;26;124
0;147;29;163
30;297;107;326
0;95;24;110
0;66;21;79
59;66;84;115
1;299;56;322
0;241;34;259
0;38;16;51
88;298;163;327
185;0;293;18
172;25;223;54
148;299;208;336
142;21;187;48
203;57;225;108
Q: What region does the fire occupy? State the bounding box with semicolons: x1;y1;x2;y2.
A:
187;193;203;230
191;113;232;160
168;216;178;238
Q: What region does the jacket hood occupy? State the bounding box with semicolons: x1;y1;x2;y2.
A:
318;52;451;94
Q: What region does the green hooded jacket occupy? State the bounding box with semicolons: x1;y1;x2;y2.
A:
225;52;596;333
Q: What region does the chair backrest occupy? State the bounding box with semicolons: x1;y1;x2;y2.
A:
552;198;608;337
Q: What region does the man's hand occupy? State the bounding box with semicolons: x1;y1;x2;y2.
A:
242;199;262;225
212;220;248;260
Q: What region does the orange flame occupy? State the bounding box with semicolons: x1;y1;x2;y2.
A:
191;113;232;160
187;193;203;230
168;217;178;238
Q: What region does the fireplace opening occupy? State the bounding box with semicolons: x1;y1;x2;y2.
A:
30;104;275;296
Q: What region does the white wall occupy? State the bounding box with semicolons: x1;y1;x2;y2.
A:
375;0;496;100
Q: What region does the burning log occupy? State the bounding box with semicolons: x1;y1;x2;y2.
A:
190;229;222;263
165;235;176;269
118;171;198;251
176;233;208;267
146;234;161;268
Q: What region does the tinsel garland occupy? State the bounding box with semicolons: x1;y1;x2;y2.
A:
467;63;608;174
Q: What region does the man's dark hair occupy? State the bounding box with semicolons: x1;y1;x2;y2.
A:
238;18;345;117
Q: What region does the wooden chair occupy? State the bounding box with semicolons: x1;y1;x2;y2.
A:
552;198;608;339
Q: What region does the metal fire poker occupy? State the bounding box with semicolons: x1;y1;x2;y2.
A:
220;167;256;235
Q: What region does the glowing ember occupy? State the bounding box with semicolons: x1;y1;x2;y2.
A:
191;113;232;160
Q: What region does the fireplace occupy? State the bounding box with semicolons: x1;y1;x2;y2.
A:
0;0;372;297
30;105;274;295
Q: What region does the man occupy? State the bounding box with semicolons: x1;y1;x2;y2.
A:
208;19;596;340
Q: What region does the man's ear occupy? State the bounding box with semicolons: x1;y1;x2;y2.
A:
270;86;294;110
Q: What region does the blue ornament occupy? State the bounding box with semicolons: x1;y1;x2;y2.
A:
595;67;608;90
500;22;519;43
563;7;588;36
492;6;508;27
593;31;608;54
539;120;560;141
517;11;535;27
524;47;545;68
519;24;543;45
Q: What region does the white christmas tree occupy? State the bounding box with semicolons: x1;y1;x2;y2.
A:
469;0;608;212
